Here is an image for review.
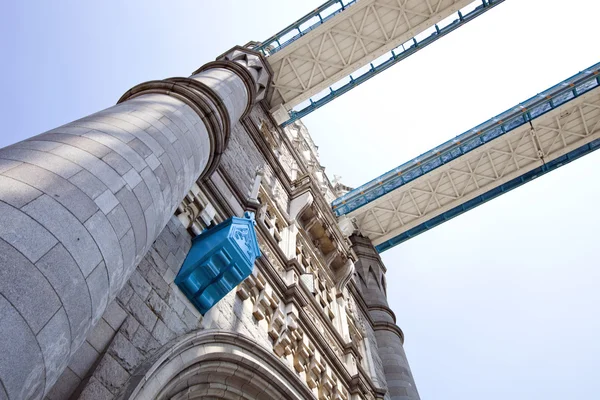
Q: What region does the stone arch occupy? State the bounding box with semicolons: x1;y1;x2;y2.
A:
119;330;314;400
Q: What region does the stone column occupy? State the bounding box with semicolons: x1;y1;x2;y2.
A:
350;235;420;400
0;47;271;400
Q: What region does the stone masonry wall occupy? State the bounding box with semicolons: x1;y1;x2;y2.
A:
46;217;196;400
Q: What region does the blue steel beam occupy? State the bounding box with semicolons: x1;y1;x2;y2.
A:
279;0;505;127
333;61;600;216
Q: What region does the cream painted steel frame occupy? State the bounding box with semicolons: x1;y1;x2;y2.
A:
350;87;600;246
267;0;474;111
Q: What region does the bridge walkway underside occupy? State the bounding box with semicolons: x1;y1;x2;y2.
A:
332;63;600;252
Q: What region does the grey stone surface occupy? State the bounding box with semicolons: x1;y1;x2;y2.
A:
35;132;111;159
23;195;102;277
50;144;125;194
0;295;45;400
130;326;160;356
120;229;136;278
37;308;71;393
108;333;144;373
86;262;110;325
68;169;107;200
94;190;119;214
116;283;134;306
46;367;80;400
106;205;131;240
78;377;112;400
103;301;128;331
94;354;129;394
11;140;62;152
0;238;61;334
119;316;140;341
0;147;82;179
122;168;142;189
128;271;151;301
0;200;57;263
128;138;153;159
0;159;21;174
36;244;92;352
84;211;125;297
87;319;115;353
82;129;147;173
132;179;152;210
151;318;176;345
4;162;99;223
127;294;157;331
142;266;169;299
69;341;100;379
115;187;147;256
0;175;41;208
101;151;132;176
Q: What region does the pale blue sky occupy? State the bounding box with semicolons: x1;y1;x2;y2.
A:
2;1;600;399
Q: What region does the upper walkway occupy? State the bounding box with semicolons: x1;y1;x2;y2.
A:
332;62;600;252
257;0;504;125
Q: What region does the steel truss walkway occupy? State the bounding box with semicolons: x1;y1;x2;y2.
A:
258;0;504;126
332;63;600;252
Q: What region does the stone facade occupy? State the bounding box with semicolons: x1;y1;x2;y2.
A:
0;47;419;400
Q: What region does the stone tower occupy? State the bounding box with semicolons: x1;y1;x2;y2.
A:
0;45;419;400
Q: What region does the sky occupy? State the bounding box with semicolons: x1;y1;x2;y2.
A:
2;1;600;399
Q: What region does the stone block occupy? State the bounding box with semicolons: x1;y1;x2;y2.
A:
116;283;134;306
102;151;132;176
108;333;144;373
46;367;81;400
0;175;41;208
144;154;160;170
77;377;113;400
103;301;128;331
69;341;100;379
0;238;61;334
12;140;62;152
132;179;152;210
120;229;137;277
0;159;21;174
149;248;169;275
115;187;146;255
128;138;153;158
94;354;130;394
151;318;176;345
131;326;160;356
94;190;119;214
0;200;57;262
145;291;168;317
81;130;146;173
36;132;111;158
87;319;116;353
51;143;125;194
119;316;140;340
142;265;169;299
153;164;168;191
4;162;99;222
86;262;110;325
0;147;82;179
127;293;157;331
128;271;151;300
36;244;92;351
181;308;201;330
37;308;71;393
85;211;125;297
69;169;107;200
107;204;132;240
23;195;102;276
122;168;142;189
0;295;45;400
